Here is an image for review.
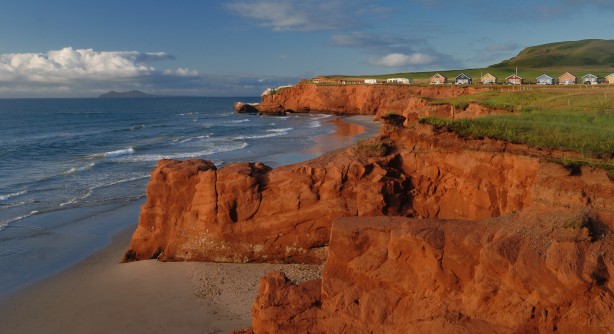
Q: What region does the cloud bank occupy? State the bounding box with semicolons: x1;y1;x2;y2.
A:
227;0;461;70
0;47;297;97
0;47;174;82
226;0;388;32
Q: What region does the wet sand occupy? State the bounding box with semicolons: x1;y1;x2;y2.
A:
0;115;379;334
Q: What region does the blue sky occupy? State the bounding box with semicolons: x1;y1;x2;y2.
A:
0;0;613;97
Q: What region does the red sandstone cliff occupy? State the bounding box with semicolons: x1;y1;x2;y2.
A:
252;215;613;333
124;122;613;264
125;118;614;332
256;83;500;121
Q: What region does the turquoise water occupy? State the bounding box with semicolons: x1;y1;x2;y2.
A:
0;97;336;295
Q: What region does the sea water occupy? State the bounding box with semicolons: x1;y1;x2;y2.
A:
0;97;338;295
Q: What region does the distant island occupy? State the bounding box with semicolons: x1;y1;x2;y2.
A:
98;90;163;98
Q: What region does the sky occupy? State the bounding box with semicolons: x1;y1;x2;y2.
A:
0;0;613;97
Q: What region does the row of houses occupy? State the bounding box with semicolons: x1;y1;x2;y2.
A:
430;72;614;85
312;77;413;85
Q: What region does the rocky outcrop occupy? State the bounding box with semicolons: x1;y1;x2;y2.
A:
256;83;496;120
124;122;614;264
233;101;260;114
123;145;413;263
251;215;614;333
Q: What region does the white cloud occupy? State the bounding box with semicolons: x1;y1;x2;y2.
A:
0;47;304;97
226;0;386;32
0;47;174;82
368;53;435;67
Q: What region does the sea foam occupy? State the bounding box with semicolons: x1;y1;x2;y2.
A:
117;142;249;163
63;163;96;175
0;191;27;201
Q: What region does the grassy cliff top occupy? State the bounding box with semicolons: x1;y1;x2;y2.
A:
322;39;614;83
490;39;614;68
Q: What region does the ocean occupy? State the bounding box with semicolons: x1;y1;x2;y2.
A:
0;97;357;296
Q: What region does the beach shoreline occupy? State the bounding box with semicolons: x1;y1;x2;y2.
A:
0;114;379;334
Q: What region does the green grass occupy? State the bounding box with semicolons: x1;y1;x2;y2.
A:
423;108;614;158
491;39;614;68
324;66;614;85
353;139;389;158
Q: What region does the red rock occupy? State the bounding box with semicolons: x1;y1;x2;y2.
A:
124;122;614;264
251;215;614;333
123;149;413;263
258;82;492;122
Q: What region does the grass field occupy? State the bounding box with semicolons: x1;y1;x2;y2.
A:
420;87;614;174
324;66;614;85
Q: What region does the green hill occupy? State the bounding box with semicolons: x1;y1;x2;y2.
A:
322;39;614;84
490;39;614;68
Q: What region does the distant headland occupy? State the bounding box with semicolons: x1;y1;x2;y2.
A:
97;90;163;98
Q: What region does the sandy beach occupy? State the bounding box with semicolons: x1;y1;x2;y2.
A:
0;115;379;334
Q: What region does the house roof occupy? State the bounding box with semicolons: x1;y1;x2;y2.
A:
480;73;496;79
537;74;553;80
430;73;447;80
559;72;576;79
606;73;614;78
455;73;471;80
582;73;598;79
506;74;523;80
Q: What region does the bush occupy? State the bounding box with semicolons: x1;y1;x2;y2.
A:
354;139;388;158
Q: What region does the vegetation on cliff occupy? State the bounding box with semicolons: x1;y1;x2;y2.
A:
323;39;614;84
422;86;614;175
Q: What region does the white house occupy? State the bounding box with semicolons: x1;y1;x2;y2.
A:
386;78;412;84
536;74;554;85
582;74;599;85
364;79;378;84
455;73;472;85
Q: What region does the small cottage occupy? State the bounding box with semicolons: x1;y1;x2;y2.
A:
536;74;554;85
455;73;472;85
386;77;412;84
606;73;614;84
430;73;448;85
559;72;576;85
506;74;523;85
364;79;378;84
480;73;497;84
582;74;599;85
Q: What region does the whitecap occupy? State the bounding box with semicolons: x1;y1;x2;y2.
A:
92;175;151;189
103;147;135;158
307;121;322;128
233;133;284;140
60;189;93;207
0;210;40;230
89;147;135;159
266;127;293;133
0;190;27;201
63;163;96;175
117;142;249;162
223;119;250;124
179;134;210;143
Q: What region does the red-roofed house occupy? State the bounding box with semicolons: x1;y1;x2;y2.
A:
559;72;576;85
430;73;448;85
506;74;523;85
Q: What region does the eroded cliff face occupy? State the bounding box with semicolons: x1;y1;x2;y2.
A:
124;149;413;263
125;118;614;332
124;122;613;264
257;83;499;121
252;215;614;333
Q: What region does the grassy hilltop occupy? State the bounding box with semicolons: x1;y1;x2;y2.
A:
491;39;614;68
320;39;614;174
325;39;614;84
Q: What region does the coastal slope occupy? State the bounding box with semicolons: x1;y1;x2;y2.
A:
124;84;614;332
255;83;497;120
